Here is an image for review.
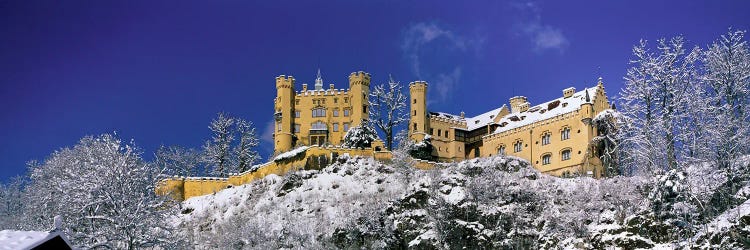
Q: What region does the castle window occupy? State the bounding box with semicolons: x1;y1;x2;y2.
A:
437;129;442;137
561;127;571;140
295;110;301;118
333;123;339;132
294;124;300;133
295;99;299;105
542;132;551;145
445;131;449;139
344;97;349;103
344;123;350;132
562;149;571;161
333;109;339;117
363;105;367;113
498;145;506;155
413;99;416;104
312;108;326;117
413;110;416;116
413;123;417;131
344;109;350;117
542;154;551;165
334;98;338;103
514;140;523;152
311;121;326;130
430;128;434;135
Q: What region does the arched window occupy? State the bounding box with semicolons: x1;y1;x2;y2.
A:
541;131;551;145
561;149;571;161
561;127;571;140
312;108;326;117
311;121;326;130
514;140;523;153
542;154;551;165
497;145;506;155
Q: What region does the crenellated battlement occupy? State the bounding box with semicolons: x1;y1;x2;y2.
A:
409;81;428;87
275;75;295;89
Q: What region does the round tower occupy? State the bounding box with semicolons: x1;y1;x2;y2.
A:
274;75;295;153
348;71;371;126
409;81;429;141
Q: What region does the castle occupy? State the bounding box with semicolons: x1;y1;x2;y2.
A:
273;70;371;154
158;71;613;200
408;78;611;178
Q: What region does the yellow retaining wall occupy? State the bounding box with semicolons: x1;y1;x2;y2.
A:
157;145;393;200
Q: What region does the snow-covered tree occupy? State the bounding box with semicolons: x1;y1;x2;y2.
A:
233;119;260;172
702;29;750;171
203;113;235;177
368;75;408;150
155;145;204;177
342;122;379;149
593;109;625;176
22;133;182;249
0;175;26;229
620;36;701;173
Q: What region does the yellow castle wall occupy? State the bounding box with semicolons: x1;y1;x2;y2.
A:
157;145;393;200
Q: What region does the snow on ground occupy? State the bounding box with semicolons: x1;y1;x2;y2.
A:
704;197;750;232
175;154;750;249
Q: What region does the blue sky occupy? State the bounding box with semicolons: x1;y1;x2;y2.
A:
1;0;748;182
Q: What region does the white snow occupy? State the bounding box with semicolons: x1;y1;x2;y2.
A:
408;229;438;247
490;86;598;134
466;106;507;131
273;146;309;162
434;86;600;133
704;198;750;232
0;230;62;250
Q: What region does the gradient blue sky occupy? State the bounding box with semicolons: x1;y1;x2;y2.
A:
1;0;748;182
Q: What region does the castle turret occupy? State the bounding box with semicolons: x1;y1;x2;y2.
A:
274;75;295;153
315;69;324;90
348;71;371;126
409;81;429;141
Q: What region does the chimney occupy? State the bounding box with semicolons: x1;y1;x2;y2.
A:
302;83;308;91
329;84;334;90
563;87;576;98
509;96;528;113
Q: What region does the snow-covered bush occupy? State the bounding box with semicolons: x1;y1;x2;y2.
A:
342;122;378;149
408;135;434;161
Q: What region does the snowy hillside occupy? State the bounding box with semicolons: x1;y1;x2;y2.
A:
172;155;748;249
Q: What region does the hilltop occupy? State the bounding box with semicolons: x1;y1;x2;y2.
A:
176;155;750;249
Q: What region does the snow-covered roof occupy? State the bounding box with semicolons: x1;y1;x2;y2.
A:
429;85;601;133
430;112;462;120
491;86;598;134
465;105;506;131
0;230;71;250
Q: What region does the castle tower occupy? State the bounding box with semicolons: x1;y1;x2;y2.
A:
274;75;295;153
409;81;429;141
348;71;371;126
